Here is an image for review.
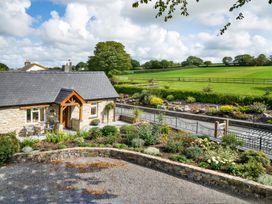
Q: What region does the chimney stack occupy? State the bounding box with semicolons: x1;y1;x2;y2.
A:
24;59;31;66
64;59;72;72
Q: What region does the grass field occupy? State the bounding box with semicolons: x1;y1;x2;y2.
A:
117;66;272;96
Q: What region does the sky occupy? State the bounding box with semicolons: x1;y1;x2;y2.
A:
0;0;272;68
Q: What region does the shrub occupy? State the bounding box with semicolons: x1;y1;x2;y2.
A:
149;96;164;106
166;95;175;101
76;130;89;138
184;146;203;160
160;124;171;135
137;123;160;145
232;111;249;120
237;160;266;180
144;147;160;155
240;150;270;168
104;133;120;145
165;138;184;153
0;132;20;165
202;85;213;93
88;127;102;139
58;144;67;149
119;125;137;144
46;132;74;143
199;161;210;169
186;96;196;103
222;133;244;148
90;119;100;126
257;174;272;186
205;146;239;171
207;107;219;116
113;143;128;149
249;102;267;113
238;105;251;113
219;105;236;114
20;138;39;149
101;125;119;137
131;138;145;148
73;137;85;144
132;109;143;123
170;154;190;163
193;134;210;140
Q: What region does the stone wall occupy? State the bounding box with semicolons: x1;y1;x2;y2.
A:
0;107;25;136
13;148;272;201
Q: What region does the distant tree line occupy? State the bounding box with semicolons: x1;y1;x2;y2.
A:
0;63;9;71
222;54;272;66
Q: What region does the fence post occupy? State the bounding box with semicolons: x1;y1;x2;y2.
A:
154;113;156;123
259;137;262;151
196;122;199;134
214;121;219;138
224;119;229;135
175;117;178;128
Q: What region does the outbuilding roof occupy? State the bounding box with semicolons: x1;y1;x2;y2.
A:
0;71;119;107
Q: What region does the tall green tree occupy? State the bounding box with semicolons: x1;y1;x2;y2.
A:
255;54;270;66
204;61;212;67
131;59;141;69
75;62;87;71
222;56;233;66
0;63;9;71
87;41;132;74
143;59;175;69
182;56;203;67
233;54;255;66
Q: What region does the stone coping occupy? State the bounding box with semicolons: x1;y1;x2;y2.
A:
13;147;272;201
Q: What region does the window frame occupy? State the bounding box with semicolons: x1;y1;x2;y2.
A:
90;102;98;118
25;108;46;124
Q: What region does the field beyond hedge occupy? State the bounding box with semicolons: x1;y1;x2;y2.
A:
117;66;272;96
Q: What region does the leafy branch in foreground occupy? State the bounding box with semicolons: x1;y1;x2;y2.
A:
133;0;272;35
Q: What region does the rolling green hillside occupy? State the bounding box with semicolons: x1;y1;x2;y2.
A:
117;66;272;96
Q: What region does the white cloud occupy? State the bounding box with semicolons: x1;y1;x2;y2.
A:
0;0;272;68
0;0;32;36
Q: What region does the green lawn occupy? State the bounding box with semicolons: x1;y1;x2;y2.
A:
117;66;272;96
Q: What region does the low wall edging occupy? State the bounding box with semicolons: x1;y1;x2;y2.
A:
12;148;272;201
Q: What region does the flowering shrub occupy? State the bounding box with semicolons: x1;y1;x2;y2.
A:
149;96;164;106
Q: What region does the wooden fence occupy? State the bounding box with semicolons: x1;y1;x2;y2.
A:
128;77;272;85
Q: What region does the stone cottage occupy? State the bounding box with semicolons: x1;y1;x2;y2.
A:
0;71;119;136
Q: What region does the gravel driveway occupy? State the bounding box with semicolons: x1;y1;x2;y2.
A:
0;157;261;204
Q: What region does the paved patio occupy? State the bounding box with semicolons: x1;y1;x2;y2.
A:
0;157;259;204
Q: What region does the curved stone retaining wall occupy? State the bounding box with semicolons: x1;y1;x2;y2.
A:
13;148;272;201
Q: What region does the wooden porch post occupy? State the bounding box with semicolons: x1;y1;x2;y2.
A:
79;105;83;121
59;106;63;124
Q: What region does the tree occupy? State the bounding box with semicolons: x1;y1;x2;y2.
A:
0;63;9;71
87;41;132;74
233;54;255;66
222;57;233;66
182;56;203;67
143;59;175;69
204;61;212;67
131;59;141;69
75;62;87;71
132;0;272;35
255;54;270;66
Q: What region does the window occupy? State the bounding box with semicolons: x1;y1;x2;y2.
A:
26;108;46;123
90;103;98;117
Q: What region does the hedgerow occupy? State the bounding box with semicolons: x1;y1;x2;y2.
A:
114;85;272;107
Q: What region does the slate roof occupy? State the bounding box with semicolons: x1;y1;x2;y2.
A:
0;71;119;107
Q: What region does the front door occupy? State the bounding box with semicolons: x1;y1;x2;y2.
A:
63;107;70;128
